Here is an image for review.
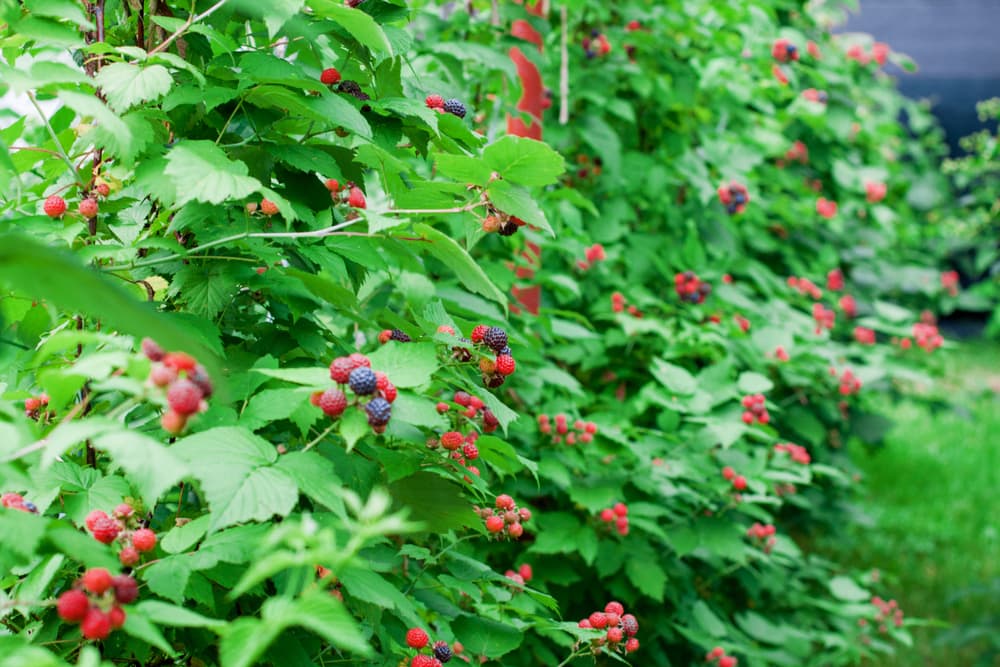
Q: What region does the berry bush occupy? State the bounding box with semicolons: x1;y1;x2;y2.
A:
0;1;966;666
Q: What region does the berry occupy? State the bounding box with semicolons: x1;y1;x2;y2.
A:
436;402;450;413
719;658;737;667
82;568;113;595
320;67;341;85
260;199;279;216
462;443;479;460
600;508;614;522
348;353;370;368
613;502;628;517
365;397;392;427
162;352;197;372
722;466;736;480
81;608;111;640
111;575;139;604
621;614;638;636
166;379;203;417
605;601;624;616
108;605;126;629
470;325;488;343
78;198;99;218
433;640;453;663
348;367;377;395
441;431;463;450
329;357;354;383
625;637;640;652
425;94;445;109
91;516;122;544
482;327;508;352
131;528;156;553
95;182;110;197
495;355;516;376
325;178;340;192
709;647;725;659
732;476;747;491
411;657;441;667
437;325;456;335
495;494;515;510
43;195;67;218
381;382;397;403
607;627;624;643
57;590;90;622
442;98;466;118
485;515;505;533
161;409;187;435
589;612;608;629
319;389;348;417
85;510;108;531
347;186;366;209
405;627;429;649
119;546;140;566
389;329;411;342
507;521;524;538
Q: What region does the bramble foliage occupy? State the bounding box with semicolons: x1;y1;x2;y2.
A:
0;1;966;666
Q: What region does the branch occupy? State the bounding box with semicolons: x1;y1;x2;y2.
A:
26;93;83;185
149;0;229;55
559;5;569;125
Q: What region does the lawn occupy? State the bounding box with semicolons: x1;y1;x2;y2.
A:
845;340;1000;666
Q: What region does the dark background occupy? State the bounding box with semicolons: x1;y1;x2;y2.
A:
842;0;1000;154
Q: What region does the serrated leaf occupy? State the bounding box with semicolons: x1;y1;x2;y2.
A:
134;601;225;630
829;575;870;601
366;342;439;388
389;472;476;532
483;136;565;186
651;359;697;395
339;408;370;453
164;141;261;205
451;615;523;658
310;0;392;53
485;180;553;235
92;429;189;509
95;63;173;112
737;371;774;394
409;224;506;306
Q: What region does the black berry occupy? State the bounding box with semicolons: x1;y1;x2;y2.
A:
365;397;392;426
390;329;411;342
348;367;378;395
498;221;518;236
432;641;453;663
482;327;508;352
338;80;370;101
443;99;466;119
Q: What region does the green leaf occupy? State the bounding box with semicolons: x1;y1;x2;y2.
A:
451;615;523;658
624;556;667;600
275;451;344;512
483;136;565;186
57;90;136;160
366;342;439;388
252;367;329;387
338;408;370;453
434;153;493;186
691;601;727;637
95;63;173;112
309;0;392;53
410;224;506;307
651;359;697;395
389;472;476;532
161;515;210;554
171;427;299;532
737;371;774;394
338;565;421;626
164;141;262;205
291;591;373;655
829;575;870;602
91;428;189;509
485;180;553;235
134;601;225;630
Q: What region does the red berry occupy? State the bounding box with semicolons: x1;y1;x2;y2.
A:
260;199;280;216
325;178;340;192
589;612;608;629
411;656;441;667
605;601;624;616
108;605;126;629
91;517;121;544
600;508;614;522
436;402;450;413
347;186;366;209
320;67;341;85
329;357;354;383
495;354;516;376
508;521;524;538
113;503;134;519
625;637;640;652
319;389;348;417
57;590;90;622
605;612;621;626
470;325;488;343
709;647;725;659
381;383;398;403
607;627;624;643
405;627;429;649
119;546;140;566
111;575;139;604
615;516;629;536
81;608;111;640
43;195;67;218
485;515;505;533
441;431;463;450
437;325;455;335
719;658;737;667
462;443;478;460
495;494;515;510
613;502;628;517
78;198;99;218
732;476;747;491
95;182;110;197
722;466;736;480
454;391;472;406
82;568;113;595
621;614;639;636
425;94;445;109
161;409;187;435
162;352;197;372
348;353;370;369
166;379;203;416
85;510;108;532
131;528;156;553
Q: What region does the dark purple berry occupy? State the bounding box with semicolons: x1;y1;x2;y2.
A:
389;329;411;342
348;367;378;395
482;327;508;352
443;98;466;119
433;641;453;663
365;397;392;426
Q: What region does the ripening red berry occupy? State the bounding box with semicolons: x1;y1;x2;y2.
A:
607;627;624;643
719;657;737;667
162;352;197;372
507;521;524;538
600;508;614;522
425;94;445;110
320;68;341;85
519;564;533;581
709;647;725;659
470;325;488;343
108;605;126;629
495;354;516;376
405;627;430;649
411;656;440;667
81;608;111;640
319;389;348;417
325;178;340;192
91;516;121;544
495;494;515;510
625;637;640;652
722;466;736;480
78;198;99;218
119;546;140;566
329;357;353;384
347;186;366;209
732;476;747;491
605;601;624;615
613;502;628;517
111;575;139;604
485;515;505;533
161;409;187;435
57;590;90;622
131;528;157;553
589;612;608;629
260;199;280;216
82;568;113;595
85;510;108;532
462;443;479;460
166;379;203;416
441;431;464;451
43;195;67;218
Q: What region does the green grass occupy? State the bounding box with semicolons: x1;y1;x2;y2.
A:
845;341;1000;666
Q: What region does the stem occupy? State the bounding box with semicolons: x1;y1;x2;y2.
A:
302;424;337;452
215;99;244;145
0;599;55;611
383;201;486;215
150;0;229;55
27;93;82;185
559;6;569;125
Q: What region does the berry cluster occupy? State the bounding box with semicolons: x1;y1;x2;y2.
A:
721;466;748;491
435;390;499;433
845;42;891;67
323;178;367;209
425;94;467;119
84;503;157;566
812;303;836;332
746;522;777;553
912;322;944;352
854;326;876;345
504;563;533;588
788;276;823;299
476;494;530;540
864;596;904;634
405;627;464;667
468;325;517;388
537;413;597;445
319;67;341;85
480;209;526;236
771;38;799;62
597;502;629;536
835;369;862;396
716;181;750;214
783;140;809;165
575;602;640;655
56;570;138;640
314;353;395;433
571;154;604;183
773;442;810;465
705;646;738;667
576;243;606;271
866;181;887;203
428;429;481;482
802;88;828;104
1;492;38;513
142;339;212;435
43;194;101;220
582;30;612;58
24;393;50;420
940;270;960;296
740;394;770;425
816;197;838;219
610;292;643;317
674;271;712;304
839;294;858;318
